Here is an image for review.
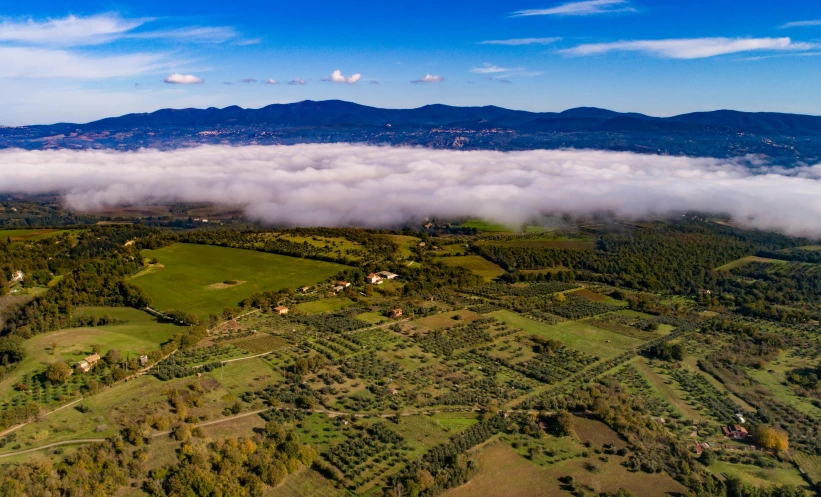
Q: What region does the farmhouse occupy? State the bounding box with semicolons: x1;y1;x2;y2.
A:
139;355;149;366
333;285;345;292
274;306;289;315
11;271;23;283
391;308;403;318
338;281;351;287
377;271;398;280
698;289;712;295
300;286;310;293
365;274;383;284
76;353;101;373
722;424;749;439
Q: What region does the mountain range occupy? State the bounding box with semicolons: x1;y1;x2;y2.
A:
2;100;820;165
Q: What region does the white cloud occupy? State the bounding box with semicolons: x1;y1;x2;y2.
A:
471;63;519;74
265;79;279;84
780;20;821;29
1;145;820;236
412;74;444;83
0;13;145;46
288;78;306;85
329;69;361;84
0;46;171;78
512;0;635;17
561;37;817;59
164;73;203;84
128;26;238;43
479;37;561;46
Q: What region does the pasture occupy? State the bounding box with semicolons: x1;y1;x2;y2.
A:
458;219;515;232
133;243;348;317
438;255;505;282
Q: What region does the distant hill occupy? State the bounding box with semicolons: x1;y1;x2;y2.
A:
2;100;820;165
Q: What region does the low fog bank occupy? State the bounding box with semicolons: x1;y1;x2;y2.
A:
1;144;820;236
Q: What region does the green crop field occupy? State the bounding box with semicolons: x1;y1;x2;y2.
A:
132;243;348;317
438;255;505;281
490;310;641;359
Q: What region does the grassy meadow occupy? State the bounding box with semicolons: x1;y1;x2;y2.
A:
132;243;348;317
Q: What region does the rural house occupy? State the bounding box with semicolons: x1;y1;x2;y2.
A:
338;281;351;287
139;355;149;366
76;353;101;373
300;286;310;293
366;274;383;284
391;308;403;318
333;285;345;292
11;271;23;283
722;424;749;439
377;271;398;280
274;306;289;315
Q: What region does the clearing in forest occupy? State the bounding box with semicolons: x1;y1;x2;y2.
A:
132;243;348;317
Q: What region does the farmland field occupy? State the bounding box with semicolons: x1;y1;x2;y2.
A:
444;443;686;497
476;238;595;250
707;461;809;490
296;297;354;314
0;229;69;242
715;256;787;271
490;309;641;359
438;255;505;281
0;306;179;399
458;219;516;232
132;243;348;317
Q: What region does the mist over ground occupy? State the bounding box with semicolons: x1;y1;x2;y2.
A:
1;144;820;236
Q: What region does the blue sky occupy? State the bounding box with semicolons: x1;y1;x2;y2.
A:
1;0;820;124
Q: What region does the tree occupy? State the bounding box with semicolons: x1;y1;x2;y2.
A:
104;349;123;365
700;449;716;466
753;425;789;452
45;362;72;383
550;410;575;437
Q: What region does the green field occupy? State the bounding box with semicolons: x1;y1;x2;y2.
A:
444;443;685;497
476;239;595;250
0;307;180;408
132;243;348;317
0;228;69;242
439;255;506;281
459;219;516;232
489;310;642;359
707;461;809;490
296;297;354;314
716;256;787;271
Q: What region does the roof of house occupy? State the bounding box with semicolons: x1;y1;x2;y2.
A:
274;305;288;311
